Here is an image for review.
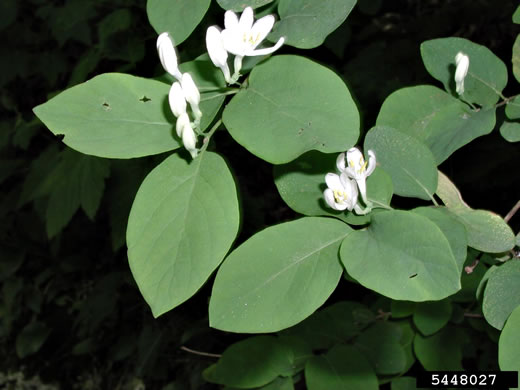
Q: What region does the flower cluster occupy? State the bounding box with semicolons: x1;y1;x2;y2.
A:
156;7;283;158
206;6;285;84
454;51;469;95
157;32;202;158
323;147;376;215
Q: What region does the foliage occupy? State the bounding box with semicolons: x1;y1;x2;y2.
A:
3;0;520;388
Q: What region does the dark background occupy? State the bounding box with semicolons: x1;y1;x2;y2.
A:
1;0;518;388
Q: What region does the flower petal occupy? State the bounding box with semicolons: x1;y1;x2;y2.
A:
156;32;182;80
181;73;200;106
175;112;190;138
221;29;247;56
168;82;186;118
238;7;254;33
182;124;198;153
336;152;346;172
224;10;239;30
366;150;377;177
325;172;342;190
206;26;228;66
246;37;284;56
249;14;275;49
323;188;337;209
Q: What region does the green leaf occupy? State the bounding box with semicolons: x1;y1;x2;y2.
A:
413;326;465;371
498;305;520;375
223;55;359;164
273;151;392;222
216;0;274;11
413;300;452;336
146;0;210;45
16;321;51;359
44;149;110;238
482;260;520;330
376;85;496;164
209;217;351;333
34;73;180;159
421;37;508;107
514;6;520;24
305;345;378;390
436;171;515;253
513;34;520;83
127;152;240;317
390;301;416;319
412;207;467;273
354;322;407;375
450;209;515;253
364;126;438;200
435;171;469;210
505;96;520;119
269;0;356;49
500;120;520;142
340;210;460;301
203;336;293;388
282;301;375;350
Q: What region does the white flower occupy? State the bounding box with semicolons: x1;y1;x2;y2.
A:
180;73;202;124
213;6;284;82
181;123;198;159
455;52;469;95
168;82;187;118
222;7;284;57
206;26;231;84
323;173;359;211
157;32;182;81
168;82;199;158
175;112;191;138
337;147;376;204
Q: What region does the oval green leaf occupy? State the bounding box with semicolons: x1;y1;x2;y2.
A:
127;152;240;317
269;0;356;49
216;0;274;11
209;217;351;333
203;336;293;388
450;208;515;253
223;55;360;164
147;0;210;45
498;305;520;375
33;73;180;159
376;85;496;164
340;210;461;301
505;95;520;119
354;322;407;375
500;121;520;143
305;345;378;390
483;260;520;330
513;34;520;83
413;327;465;371
420;37;508;107
413;300;452;336
364;126;438;200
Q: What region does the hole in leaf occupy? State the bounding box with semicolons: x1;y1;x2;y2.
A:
102;102;111;111
55;134;65;140
409;273;418;278
139;96;151;102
